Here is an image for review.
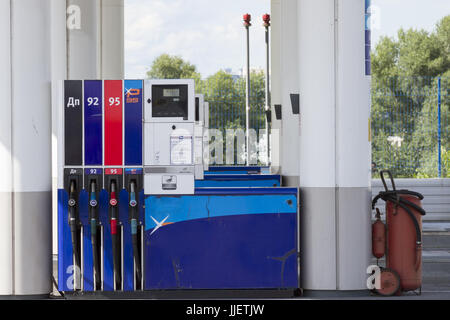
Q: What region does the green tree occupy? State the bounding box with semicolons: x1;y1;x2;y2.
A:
146;54;202;87
200;69;266;131
199;69;267;165
371;15;450;178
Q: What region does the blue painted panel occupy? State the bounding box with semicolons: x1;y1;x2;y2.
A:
196;175;281;188
365;0;372;76
84;80;103;165
58;189;89;291
204;166;270;175
144;213;298;289
195;179;280;188
78;190;95;291
58;189;73;292
207;166;262;172
145;194;297;231
203;174;280;181
124;80;143;166
82;226;94;291
194;187;298;195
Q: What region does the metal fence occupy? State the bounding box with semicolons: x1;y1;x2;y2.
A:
198;75;449;176
371;76;449;178
197;72;267;166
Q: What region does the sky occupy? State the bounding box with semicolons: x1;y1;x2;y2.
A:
124;0;450;79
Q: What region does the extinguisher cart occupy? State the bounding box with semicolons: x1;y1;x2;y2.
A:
371;170;426;296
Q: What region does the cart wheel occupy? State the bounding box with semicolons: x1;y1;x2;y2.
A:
375;268;401;296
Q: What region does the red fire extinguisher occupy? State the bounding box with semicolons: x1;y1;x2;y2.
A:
371;170;426;296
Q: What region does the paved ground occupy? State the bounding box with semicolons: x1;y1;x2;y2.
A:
50;221;450;300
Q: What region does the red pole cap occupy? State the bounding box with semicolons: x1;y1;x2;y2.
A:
263;13;271;27
243;13;251;27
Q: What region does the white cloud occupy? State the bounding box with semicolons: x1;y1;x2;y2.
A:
125;0;270;79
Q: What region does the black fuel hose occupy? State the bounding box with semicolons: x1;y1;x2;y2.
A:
109;181;121;290
89;180;101;289
129;181;142;287
372;171;426;245
68;180;80;289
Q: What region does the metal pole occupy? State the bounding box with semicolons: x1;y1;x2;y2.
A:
243;14;251;165
438;77;442;177
263;14;271;166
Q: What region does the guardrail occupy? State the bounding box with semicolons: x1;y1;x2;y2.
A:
372;178;450;221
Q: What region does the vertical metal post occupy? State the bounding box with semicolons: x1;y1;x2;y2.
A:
438;77;442;177
263;14;271;166
243;14;251;165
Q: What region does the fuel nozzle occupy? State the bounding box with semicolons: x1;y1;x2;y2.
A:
68;180;78;225
68;179;80;290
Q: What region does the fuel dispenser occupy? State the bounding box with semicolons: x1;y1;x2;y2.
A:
143;79;196;195
56;79;146;292
56;79;300;296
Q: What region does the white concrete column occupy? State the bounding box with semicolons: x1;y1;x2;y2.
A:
334;0;371;290
51;0;68;256
280;0;300;186
67;0;101;79
0;0;14;296
297;0;371;291
10;0;53;295
269;0;282;174
270;0;300;184
101;0;124;79
297;0;337;290
67;0;124;79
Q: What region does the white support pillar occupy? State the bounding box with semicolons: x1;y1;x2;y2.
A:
270;0;300;184
8;0;53;295
101;0;125;79
0;0;14;296
280;0;300;186
67;0;124;79
297;0;371;291
269;0;282;174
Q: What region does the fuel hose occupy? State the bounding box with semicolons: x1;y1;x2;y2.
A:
129;181;142;287
109;180;121;290
89;180;101;289
68;180;80;290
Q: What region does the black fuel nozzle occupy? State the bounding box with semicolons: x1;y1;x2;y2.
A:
68;179;80;290
129;180;138;219
68;180;78;226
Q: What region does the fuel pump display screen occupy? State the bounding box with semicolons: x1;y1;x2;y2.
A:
163;89;180;97
152;85;188;119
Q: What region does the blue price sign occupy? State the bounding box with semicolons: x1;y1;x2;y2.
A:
84;168;103;175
